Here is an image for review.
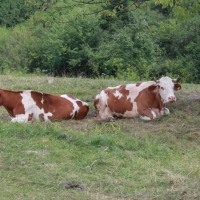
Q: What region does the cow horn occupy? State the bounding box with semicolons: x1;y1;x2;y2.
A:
172;75;179;83
154;77;159;83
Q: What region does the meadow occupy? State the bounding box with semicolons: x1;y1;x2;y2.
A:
0;75;200;200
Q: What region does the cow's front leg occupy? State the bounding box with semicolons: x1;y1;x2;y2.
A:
11;114;29;122
138;108;160;120
161;107;170;115
11;106;33;122
98;107;114;120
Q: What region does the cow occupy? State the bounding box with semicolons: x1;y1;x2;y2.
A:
0;89;89;122
94;76;182;120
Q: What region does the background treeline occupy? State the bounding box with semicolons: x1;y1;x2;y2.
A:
0;0;199;83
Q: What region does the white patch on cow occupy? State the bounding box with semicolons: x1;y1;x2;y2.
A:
151;110;157;119
107;85;121;90
113;90;123;99
161;107;170;115
125;82;155;117
95;94;100;100
126;81;155;104
61;94;80;118
103;107;114;119
20;90;53;122
94;91;113;119
41;94;44;104
11;114;29;123
122;109;139;118
157;77;176;103
82;101;89;106
116;101;138;118
139;115;151;120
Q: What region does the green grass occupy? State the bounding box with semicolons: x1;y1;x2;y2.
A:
0;75;200;199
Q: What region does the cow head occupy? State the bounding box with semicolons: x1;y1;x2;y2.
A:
154;76;181;103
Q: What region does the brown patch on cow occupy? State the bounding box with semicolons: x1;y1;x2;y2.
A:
31;91;44;109
106;85;133;114
30;91;78;120
47;96;74;120
151;108;161;117
0;89;24;117
118;85;130;96
174;83;182;91
148;85;160;93
135;85;164;119
28;113;33;121
74;101;89;120
46;94;89;120
136;83;141;87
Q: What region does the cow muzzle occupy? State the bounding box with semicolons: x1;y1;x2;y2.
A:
168;96;176;102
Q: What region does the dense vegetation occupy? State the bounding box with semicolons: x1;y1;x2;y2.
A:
0;0;199;83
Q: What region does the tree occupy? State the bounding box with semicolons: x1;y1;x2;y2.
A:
98;11;157;80
0;0;39;27
151;0;200;19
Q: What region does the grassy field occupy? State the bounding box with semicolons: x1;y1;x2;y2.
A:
0;75;200;200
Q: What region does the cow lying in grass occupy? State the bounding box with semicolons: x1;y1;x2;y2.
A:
94;76;181;120
0;89;89;122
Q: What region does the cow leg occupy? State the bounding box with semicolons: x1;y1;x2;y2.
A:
96;105;114;119
151;108;161;117
138;108;161;120
11;114;29;123
161;107;170;115
98;106;114;120
104;107;114;119
11;106;33;123
95;96;113;120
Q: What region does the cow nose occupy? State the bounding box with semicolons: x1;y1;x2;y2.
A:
168;96;176;102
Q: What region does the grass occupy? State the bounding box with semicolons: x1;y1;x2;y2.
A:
0;75;200;199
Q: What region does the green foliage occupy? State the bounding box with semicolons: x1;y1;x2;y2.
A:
150;15;200;83
0;25;32;74
0;0;199;82
117;68;142;81
98;10;158;80
62;15;103;77
0;0;39;27
152;0;200;19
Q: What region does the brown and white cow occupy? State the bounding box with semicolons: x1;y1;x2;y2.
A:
94;76;181;120
0;89;89;122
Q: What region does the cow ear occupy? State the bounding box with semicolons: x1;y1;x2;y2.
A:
148;85;160;93
174;83;182;91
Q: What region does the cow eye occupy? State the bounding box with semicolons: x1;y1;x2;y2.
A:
161;87;164;90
